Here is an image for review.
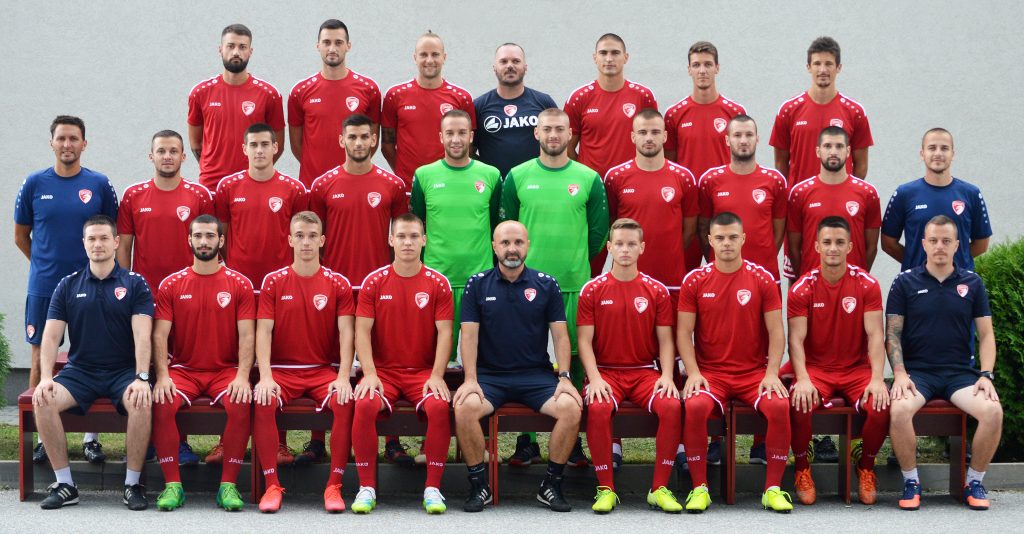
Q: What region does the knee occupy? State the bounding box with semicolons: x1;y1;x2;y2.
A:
587;399;614;420
759;397;790;423
329;399;354;418
354;397;380;420
555;396;582;423
222;398;251;420
684;395;715;419
977;401;1003;427
653;398;681;419
422;397;449;419
888;400;917;422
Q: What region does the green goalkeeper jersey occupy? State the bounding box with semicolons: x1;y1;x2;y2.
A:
410;159;502;287
500;158;609;292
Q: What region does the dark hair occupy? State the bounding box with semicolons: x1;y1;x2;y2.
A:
595;33;626;51
807;36;840;65
610;218;643;241
82;214;116;236
634;108;663;122
318;19;349;41
816;215;850;237
50;115;85;139
688;41;718;64
710;211;743;229
222;24;252;39
190;214;224;236
925;214;959;239
342;113;373;131
244;122;275;143
922;127;954;148
391;212;424;233
441;109;472;129
817;125;849;145
151;129;183;149
727;113;756;134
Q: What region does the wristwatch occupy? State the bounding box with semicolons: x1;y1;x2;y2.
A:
558;371;572;380
979;370;995;381
135;372;150;382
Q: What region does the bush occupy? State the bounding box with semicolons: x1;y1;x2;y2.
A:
0;313;10;408
975;238;1024;461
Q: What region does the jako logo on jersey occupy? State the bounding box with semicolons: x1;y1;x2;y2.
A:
484;114;537;133
79;189;93;203
736;289;752;306
567;184;580;196
139;207;152;213
751;189;766;204
524;288;537;302
952;200;966;215
474;181;486;193
842;296;857;313
313;294;328;311
846;201;860;216
26;325;35;338
367;192;381;208
346;96;360;112
439;103;454;115
957;284;969;297
241;101;256;116
268;197;283;213
830;118;844;128
622;103;636;117
216;291;231;308
415;292;430;309
176;206;191;222
504;104;517;117
661;187;675;202
308;98;322;104
114;287;127;300
634;296;649;313
714;117;727;133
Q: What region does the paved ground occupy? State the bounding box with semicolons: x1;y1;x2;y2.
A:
5;489;1023;532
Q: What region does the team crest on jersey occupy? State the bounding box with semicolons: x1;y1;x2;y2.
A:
241;100;256;116
952;200;966;215
367;192;381;207
78;189;93;204
634;296;649;313
114;287;127;300
504;104;517;117
346;96;360;112
567;184;580;196
415;292;430;309
842;296;857;313
439;103;454;115
736;289;752;306
268;197;283;213
846;201;860;216
216;291;231;308
622;103;636;118
474;180;486;193
957;284;969;297
176;206;191;222
830;118;844;128
751;189;766;204
661;187;675;202
714;117;727;133
26;325;35;338
524;288;537;302
313;294;328;311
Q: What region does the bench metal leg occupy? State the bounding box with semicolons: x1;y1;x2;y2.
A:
949;414;967;500
839;415;851;504
489;416;500;505
725;406;736;505
20;409;32;501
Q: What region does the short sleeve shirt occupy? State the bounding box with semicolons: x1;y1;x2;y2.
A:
473;86;558;177
787;175;881;276
563;80;658;178
769;92;873;184
664;95;746;178
577;272;673;368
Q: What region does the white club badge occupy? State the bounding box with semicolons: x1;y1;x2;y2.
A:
736;289;752;306
634;297;649;313
217;291;231;308
415;292;430;309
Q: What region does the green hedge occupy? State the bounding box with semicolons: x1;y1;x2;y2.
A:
0;313;10;408
975;238;1024;461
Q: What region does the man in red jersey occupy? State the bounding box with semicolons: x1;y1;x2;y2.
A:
788;127;880;277
150;214;256;512
288;19;381;188
215;123;308;292
770;36;872;186
786;216;889;506
578;218;683;514
350;213;454;514
381;32;475;187
188;24;285;190
698;115;787;280
664;41;746;273
677;212;792;513
252;211;356;513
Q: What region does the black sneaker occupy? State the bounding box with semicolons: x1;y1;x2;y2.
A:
33;442;48;465
537;476;572;512
123;484;148;511
707;440;722;466
508;434;541;466
568;437;590;467
748;442;767;465
293;440;327;466
384;438;415;466
813;436;839;463
464;478;493;512
612;451;623;472
40;482;79;509
83;440;107;465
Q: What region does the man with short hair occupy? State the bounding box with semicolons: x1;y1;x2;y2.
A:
677;212;792;513
381;32;475;187
188;23;285;190
350;213;454;515
578;218;682;513
786;216;889;506
16;115;119;466
788;127;881;277
882;128;992;270
151;214;256;512
454;221;582;513
473;43;558;178
887;216;1002;511
33;215;153;510
252;211;356;513
288;19;381;188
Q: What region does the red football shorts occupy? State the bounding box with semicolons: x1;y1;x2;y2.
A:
586;367;667;412
169;367;239;406
270;366;343;410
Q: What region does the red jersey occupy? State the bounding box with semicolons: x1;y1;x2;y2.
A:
187;74;286;190
769;92;873;185
117;179;213;292
215;170;308;289
380;79;475;185
787;175;881;276
698;165;788;279
309;165;408;286
788;265;882;372
356;264;454;370
288;70;382;188
563;80;658;178
664;95;746;178
577;272;673;368
156;266;256;371
258;266;355;368
678;261;782;374
604;160;698;286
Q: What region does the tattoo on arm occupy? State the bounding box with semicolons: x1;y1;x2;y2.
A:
191;149;202;161
382;128;396;144
885;314;905;370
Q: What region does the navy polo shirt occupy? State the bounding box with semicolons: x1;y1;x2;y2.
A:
461;266;566;372
473;87;558;177
886;265;991;371
47;263;154;370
